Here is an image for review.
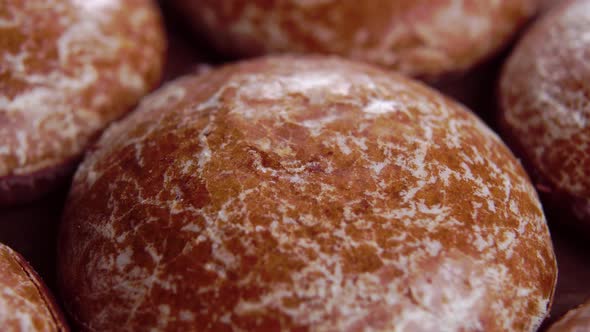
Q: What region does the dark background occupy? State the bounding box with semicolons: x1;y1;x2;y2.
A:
1;0;587;330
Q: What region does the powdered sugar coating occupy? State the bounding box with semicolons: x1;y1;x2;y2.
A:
0;243;67;331
500;0;590;221
548;300;590;332
0;0;165;202
59;56;556;331
171;0;538;79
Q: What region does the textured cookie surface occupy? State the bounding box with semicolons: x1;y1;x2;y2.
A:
0;0;165;203
500;0;590;221
59;56;556;331
548;300;590;332
171;0;537;79
0;243;67;331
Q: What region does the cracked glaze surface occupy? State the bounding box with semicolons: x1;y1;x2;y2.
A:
59;56;557;331
0;243;67;331
548;299;590;332
500;0;590;221
0;0;165;191
171;0;538;79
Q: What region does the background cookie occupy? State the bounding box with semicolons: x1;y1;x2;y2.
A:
170;0;538;80
500;0;590;225
0;243;68;331
0;0;166;205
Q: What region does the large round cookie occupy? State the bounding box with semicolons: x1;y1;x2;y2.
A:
59;56;556;331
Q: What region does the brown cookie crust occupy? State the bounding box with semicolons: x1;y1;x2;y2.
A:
500;0;590;222
0;243;68;331
171;0;538;80
59;56;556;331
0;0;166;204
0;157;78;206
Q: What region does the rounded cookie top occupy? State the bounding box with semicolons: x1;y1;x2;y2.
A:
500;0;590;220
0;0;166;178
172;0;538;79
0;243;67;331
59;56;556;331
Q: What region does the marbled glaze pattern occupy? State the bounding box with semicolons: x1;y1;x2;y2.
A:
0;0;166;204
171;0;538;80
59;56;556;331
0;243;67;331
500;0;590;222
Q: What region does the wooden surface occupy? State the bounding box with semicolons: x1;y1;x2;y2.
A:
0;1;587;330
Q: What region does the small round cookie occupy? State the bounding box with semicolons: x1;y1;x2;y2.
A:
0;0;166;205
170;0;538;80
58;56;556;331
499;0;590;223
0;243;68;331
548;300;590;332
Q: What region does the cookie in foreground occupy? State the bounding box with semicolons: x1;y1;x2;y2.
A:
59;55;557;331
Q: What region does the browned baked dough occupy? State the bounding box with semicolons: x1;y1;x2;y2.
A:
548;300;590;332
0;0;166;205
170;0;538;80
59;56;557;331
0;243;68;331
499;0;590;223
540;0;563;12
